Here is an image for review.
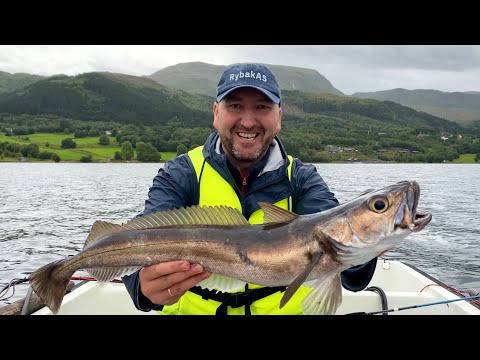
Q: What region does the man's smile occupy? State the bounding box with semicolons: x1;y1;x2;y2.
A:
236;132;259;140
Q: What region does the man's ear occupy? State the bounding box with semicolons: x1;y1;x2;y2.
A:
213;101;219;129
276;106;282;132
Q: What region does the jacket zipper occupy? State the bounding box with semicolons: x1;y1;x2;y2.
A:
237;166;249;197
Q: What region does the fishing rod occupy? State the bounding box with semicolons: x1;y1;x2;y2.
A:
347;294;480;315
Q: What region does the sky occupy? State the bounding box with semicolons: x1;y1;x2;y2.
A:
1;45;479;95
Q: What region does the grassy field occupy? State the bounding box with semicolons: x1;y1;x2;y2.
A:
0;133;176;162
452;153;476;163
1;132;476;163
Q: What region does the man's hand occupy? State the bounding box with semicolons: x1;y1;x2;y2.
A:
139;261;211;305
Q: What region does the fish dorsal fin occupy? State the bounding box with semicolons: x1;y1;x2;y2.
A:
84;220;125;249
258;202;299;224
84;205;250;250
123;205;250;229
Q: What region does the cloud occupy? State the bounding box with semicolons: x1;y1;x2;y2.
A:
0;45;478;94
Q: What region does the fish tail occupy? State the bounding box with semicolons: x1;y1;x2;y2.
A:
28;258;73;314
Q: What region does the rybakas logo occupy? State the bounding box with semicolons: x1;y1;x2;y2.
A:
229;71;268;82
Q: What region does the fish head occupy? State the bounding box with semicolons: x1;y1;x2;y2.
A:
319;180;432;262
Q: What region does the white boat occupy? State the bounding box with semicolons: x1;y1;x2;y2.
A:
2;259;480;315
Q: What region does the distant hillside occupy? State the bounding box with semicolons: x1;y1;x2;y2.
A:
3;63;478;128
351;88;480;125
149;61;344;97
0;71;467;137
0;72;214;127
0;71;45;94
2;70;478;164
281;91;464;133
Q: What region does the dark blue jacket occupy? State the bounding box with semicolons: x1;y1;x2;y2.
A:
123;132;377;311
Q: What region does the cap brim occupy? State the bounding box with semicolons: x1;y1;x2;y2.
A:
217;85;280;104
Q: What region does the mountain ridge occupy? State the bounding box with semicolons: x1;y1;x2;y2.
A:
1;62;479;126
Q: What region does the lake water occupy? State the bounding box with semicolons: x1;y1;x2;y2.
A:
1;162;479;307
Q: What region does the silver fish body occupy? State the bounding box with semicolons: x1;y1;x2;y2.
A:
29;180;432;315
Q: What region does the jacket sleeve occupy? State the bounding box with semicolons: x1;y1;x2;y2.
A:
291;158;376;292
122;154;198;311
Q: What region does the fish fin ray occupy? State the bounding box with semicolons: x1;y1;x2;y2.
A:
280;252;323;308
258;202;299;224
84;220;126;249
301;274;343;315
123;205;249;229
28;258;72;315
86;266;142;282
197;274;246;292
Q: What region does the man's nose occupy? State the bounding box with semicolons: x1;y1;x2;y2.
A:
239;110;257;128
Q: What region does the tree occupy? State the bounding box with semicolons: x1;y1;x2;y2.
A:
114;151;123;160
99;134;110;145
80;154;93;162
51;153;61;162
61;138;76;149
177;144;188;156
21;143;40;158
121;141;134;160
59;119;71;132
136;141;160;162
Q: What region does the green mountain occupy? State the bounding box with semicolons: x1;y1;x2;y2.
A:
149;61;344;97
351;88;480;125
279;90;465;143
2;62;478;129
0;72;214;127
0;70;45;94
0;70;462;135
1;70;477;163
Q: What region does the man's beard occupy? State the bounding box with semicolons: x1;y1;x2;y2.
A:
221;133;275;162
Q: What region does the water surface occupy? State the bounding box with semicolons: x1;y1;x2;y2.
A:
1;162;479;307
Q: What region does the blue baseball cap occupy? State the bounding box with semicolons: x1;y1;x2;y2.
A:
216;63;281;104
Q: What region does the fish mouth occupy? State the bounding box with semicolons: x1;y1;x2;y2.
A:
412;209;432;232
397;180;432;232
410;181;432;232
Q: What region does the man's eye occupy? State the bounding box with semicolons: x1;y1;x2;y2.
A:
258;105;270;110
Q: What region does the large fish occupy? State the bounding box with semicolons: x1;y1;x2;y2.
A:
29;180;432;315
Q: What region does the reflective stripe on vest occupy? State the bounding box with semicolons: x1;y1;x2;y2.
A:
158;146;311;315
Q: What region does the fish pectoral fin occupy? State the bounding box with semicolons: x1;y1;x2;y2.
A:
301;273;343;315
86;266;142;282
197;274;246;292
280;252;322;309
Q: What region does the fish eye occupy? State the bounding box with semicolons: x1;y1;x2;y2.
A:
368;196;389;213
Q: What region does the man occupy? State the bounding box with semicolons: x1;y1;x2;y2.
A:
122;63;377;315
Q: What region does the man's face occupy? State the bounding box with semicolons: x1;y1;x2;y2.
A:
213;87;282;164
